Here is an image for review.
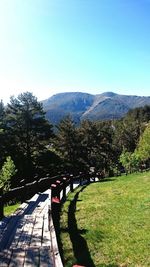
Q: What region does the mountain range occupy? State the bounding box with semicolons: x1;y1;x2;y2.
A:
42;92;150;124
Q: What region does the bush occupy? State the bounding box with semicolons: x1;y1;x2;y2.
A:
0;156;17;192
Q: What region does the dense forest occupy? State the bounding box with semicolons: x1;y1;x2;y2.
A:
0;92;150;191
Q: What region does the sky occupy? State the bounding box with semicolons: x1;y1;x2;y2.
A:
0;0;150;104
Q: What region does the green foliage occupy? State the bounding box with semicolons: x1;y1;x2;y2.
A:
54;116;81;172
130;152;141;172
54;118;115;174
0;100;7;166
119;150;132;173
126;105;150;123
136;123;150;161
4;92;54;182
78;120;114;173
0;156;17;192
0;92;149;184
4;202;20;216
113;105;150;154
119;149;141;173
113;118;141;153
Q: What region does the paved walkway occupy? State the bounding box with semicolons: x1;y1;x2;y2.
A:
0;190;63;267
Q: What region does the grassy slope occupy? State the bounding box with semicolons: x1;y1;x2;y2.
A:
60;172;150;267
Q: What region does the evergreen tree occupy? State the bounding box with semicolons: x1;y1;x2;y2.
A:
0;100;7;167
79;120;114;175
5;92;53;182
114;106;150;153
126;105;150;124
136;122;150;164
54;116;81;173
113;117;141;153
0;156;17;192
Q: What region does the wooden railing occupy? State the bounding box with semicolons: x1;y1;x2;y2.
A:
0;171;93;220
0;171;101;266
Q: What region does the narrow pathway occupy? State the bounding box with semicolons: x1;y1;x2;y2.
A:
0;190;63;267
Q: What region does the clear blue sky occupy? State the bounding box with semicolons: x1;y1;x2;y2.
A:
0;0;150;104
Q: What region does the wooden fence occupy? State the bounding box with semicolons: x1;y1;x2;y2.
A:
0;171;93;220
0;170;102;266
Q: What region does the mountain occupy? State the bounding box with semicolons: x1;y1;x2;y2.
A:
42;92;150;124
42;92;95;124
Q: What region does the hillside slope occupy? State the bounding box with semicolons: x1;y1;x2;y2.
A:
42;91;150;124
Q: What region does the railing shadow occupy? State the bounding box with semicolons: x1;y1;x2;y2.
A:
51;200;64;263
68;186;97;267
66;185;119;267
98;265;118;267
24;192;49;215
0;193;49;250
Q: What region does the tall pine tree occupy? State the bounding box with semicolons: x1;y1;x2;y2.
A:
0;100;6;167
5;92;54;182
54;116;81;173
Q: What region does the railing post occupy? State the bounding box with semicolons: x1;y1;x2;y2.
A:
0;188;4;219
55;180;62;200
62;177;67;201
79;172;83;185
87;171;91;184
51;184;57;199
70;174;73;192
20;184;26;203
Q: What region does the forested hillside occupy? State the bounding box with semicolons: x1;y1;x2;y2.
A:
42;91;150;124
0;92;150;190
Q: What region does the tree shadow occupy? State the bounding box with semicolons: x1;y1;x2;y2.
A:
68;186;97;267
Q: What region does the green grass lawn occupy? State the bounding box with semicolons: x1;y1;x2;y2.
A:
4;202;20;216
60;172;150;267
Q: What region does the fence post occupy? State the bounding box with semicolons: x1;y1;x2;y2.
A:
0;188;4;219
87;171;91;184
20;184;25;203
79;172;83;185
70;174;73;192
55;180;62;200
51;183;57;200
62;177;67;201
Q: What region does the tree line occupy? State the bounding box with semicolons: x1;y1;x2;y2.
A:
0;91;150;190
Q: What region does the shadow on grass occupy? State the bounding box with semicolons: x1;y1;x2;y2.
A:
98;265;118;267
58;183;119;267
97;178;117;183
68;185;96;267
98;263;119;267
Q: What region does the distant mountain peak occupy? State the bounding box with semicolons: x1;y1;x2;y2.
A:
42;91;150;124
99;92;117;97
